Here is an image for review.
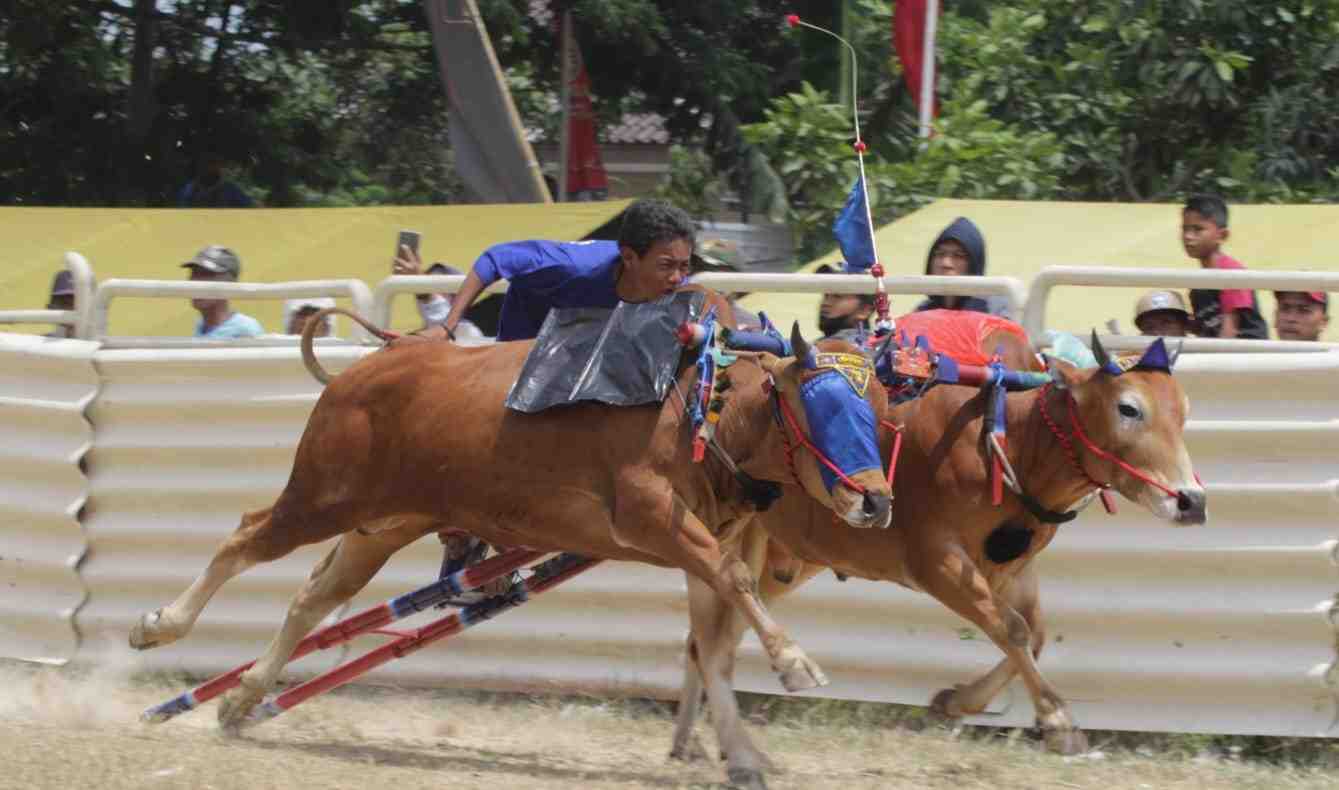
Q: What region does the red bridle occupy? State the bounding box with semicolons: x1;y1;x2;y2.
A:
766;377;897;496
1037;382;1184;501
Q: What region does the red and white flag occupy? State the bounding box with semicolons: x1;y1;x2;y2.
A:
892;0;940;137
560;12;608;201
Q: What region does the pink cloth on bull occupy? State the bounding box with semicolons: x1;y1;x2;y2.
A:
893;309;1031;367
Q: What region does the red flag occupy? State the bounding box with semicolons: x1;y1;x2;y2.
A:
892;0;939;122
562;15;608;201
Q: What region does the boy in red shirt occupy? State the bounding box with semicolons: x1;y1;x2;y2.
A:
1180;194;1268;339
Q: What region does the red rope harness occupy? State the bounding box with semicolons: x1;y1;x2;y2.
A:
768;378;870;495
1037;383;1181;500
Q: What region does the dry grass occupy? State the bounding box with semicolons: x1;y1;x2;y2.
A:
1;662;1335;790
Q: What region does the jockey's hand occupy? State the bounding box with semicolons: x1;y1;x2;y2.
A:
392;245;423;276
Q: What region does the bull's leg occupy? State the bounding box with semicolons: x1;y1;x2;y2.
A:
669;634;709;762
672;533;827;777
216;526;420;730
921;547;1086;755
929;564;1044;718
680;574;770;789
131;506;295;650
616;491;825;696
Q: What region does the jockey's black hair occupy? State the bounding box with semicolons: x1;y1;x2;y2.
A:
1184;193;1228;228
618;198;696;256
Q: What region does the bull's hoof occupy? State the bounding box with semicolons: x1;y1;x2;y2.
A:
129;609;175;651
668;733;709;763
1043;726;1089;755
217;680;266;734
726;767;769;790
777;655;828;692
928;687;962;721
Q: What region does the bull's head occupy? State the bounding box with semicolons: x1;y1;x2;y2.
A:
760;324;892;529
1048;334;1206;525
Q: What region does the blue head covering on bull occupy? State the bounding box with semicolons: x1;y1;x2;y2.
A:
914;217;1013;319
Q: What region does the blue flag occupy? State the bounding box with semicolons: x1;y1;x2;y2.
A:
832;175;875;273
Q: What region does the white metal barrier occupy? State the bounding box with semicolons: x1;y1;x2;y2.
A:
0;342;1310;736
369;272;1029;332
92;278;377;344
0;252;96;338
3;258;1338;737
0;333;99;664
1024;266;1339;345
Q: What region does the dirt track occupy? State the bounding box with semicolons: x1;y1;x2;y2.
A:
2;662;1335;790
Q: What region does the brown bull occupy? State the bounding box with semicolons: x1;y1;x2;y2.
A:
672;333;1205;787
127;291;893;780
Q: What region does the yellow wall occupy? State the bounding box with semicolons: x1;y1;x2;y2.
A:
1;202;628;336
740;199;1339;341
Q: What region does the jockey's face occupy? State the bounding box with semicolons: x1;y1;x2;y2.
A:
619;237;693;302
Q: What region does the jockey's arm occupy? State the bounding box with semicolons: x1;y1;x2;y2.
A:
442;268;487;336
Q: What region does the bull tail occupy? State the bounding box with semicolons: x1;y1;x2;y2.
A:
300;307;402;385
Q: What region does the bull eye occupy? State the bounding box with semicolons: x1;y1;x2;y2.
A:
1118;402;1141;420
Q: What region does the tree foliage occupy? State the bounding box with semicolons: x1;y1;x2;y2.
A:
1;0;1336;230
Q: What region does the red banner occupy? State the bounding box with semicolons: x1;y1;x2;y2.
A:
563;17;608;201
892;0;939;119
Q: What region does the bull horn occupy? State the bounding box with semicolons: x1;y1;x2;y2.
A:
1090;329;1120;375
790;322;814;368
1168;339;1183;369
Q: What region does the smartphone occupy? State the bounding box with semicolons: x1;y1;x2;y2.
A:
395;229;421;259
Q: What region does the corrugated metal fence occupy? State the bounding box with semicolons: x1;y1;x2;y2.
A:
1;268;1336;738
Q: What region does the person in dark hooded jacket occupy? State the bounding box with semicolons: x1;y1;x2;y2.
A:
913;217;1012;318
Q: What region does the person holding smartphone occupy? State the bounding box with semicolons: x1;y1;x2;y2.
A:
390;248;486;340
436;198;696;342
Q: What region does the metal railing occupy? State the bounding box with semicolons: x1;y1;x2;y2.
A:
370;271;1029;331
0;252;96;337
371;275;508;332
1024;266;1339;344
92;278;376;344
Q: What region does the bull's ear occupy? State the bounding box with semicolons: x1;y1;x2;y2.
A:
790;322;814;368
757;352;782;376
1045;354;1082;391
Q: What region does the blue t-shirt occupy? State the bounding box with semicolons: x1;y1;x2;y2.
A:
472;240;621;341
195;312;265;339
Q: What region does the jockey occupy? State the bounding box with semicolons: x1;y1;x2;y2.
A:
428;198;702;598
433;198;697;342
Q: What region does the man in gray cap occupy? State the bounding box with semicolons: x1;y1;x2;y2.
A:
181;245;264;339
1133;289;1192;337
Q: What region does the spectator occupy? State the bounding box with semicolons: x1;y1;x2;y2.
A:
1133;290;1192;337
44;269;76;338
689;239;761;329
439;198;694;341
1273;291;1329;342
178;151;255;208
815;262;875;343
181;246;264;339
914;217;1011;318
1180;194;1268;339
283;297;336;338
390;249;486;340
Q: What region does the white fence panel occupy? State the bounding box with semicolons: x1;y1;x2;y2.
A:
5;338;1334;738
76;346;370;670
0;333;99;664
